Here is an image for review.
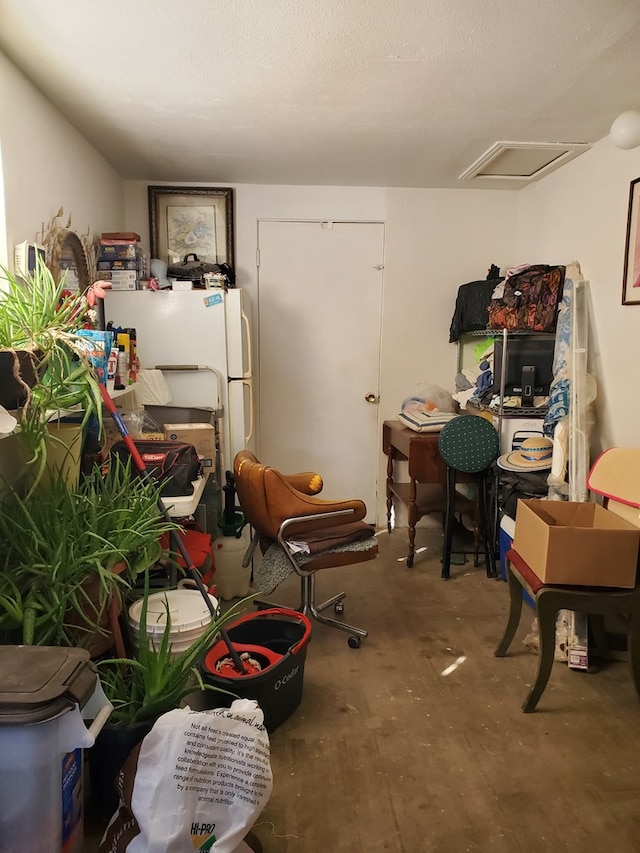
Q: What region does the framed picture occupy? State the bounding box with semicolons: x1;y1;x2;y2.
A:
148;186;234;269
622;176;640;305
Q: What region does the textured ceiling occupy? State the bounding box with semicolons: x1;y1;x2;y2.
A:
1;0;639;189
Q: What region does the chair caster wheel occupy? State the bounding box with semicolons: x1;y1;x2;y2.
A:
407;554;414;568
348;635;361;649
334;602;344;615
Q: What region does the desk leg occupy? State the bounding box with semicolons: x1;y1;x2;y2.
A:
406;478;417;567
385;451;394;534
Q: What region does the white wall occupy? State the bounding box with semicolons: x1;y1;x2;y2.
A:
515;137;640;453
124;180;517;522
0;50;125;265
0;50;125;481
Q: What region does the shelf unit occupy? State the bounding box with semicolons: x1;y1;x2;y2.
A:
457;328;552;453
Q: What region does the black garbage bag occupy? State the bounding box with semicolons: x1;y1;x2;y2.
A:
494;462;549;517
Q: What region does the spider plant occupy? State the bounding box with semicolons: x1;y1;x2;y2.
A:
0;256;103;493
97;571;243;727
0;458;180;647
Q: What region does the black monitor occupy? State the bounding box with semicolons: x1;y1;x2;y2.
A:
493;334;555;406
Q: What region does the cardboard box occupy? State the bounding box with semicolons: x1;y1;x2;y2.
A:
100;270;138;283
97;259;142;271
163;423;216;470
567;612;589;670
98;243;140;260
513;499;640;588
100;269;139;291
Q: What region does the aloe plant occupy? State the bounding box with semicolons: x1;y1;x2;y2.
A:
0;256;103;492
0;458;181;647
97;571;244;726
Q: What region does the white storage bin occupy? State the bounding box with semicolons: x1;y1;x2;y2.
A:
0;646;111;853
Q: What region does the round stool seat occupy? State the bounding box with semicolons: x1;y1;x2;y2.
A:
438;415;500;473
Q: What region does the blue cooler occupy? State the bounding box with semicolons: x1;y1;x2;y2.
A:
499;513;534;608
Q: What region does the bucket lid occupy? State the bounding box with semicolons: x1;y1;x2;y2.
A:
0;646;96;725
128;589;219;635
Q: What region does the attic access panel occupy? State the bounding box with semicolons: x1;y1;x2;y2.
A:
459;141;590;184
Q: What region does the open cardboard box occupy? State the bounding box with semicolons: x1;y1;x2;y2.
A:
513;499;640;588
163;422;216;471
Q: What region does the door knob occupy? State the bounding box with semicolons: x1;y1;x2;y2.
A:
364;393;378;403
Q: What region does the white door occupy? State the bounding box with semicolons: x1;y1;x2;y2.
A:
257;220;384;520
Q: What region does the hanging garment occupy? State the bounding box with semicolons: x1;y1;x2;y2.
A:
449;278;503;342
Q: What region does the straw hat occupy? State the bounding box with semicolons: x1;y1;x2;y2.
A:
497;436;554;472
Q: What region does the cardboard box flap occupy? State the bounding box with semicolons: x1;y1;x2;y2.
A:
588;448;640;529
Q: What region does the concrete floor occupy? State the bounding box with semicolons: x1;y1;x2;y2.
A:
86;528;640;852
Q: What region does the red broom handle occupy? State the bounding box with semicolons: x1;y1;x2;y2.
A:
99;384;247;673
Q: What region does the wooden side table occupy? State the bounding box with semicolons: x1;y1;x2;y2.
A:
382;420;448;567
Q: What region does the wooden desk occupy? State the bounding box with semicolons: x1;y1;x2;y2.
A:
382;419;448;567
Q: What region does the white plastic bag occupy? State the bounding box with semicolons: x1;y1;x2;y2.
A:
401;383;456;415
100;699;272;853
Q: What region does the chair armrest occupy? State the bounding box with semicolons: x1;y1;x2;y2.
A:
282;471;323;495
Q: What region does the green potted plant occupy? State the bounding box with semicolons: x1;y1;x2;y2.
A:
97;579;242;727
91;574;243;819
0;256;105;493
0;458;180;649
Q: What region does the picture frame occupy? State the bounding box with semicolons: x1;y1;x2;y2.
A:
148;186;234;269
622;176;640;305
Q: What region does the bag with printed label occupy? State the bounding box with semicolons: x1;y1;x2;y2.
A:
488;264;565;332
110;439;202;496
99;699;272;853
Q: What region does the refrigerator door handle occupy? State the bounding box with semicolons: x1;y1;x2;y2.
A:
243;378;254;444
241;307;252;380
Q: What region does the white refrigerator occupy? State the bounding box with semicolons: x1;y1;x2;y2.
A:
103;288;253;472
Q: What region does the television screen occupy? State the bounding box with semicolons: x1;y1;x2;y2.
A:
493;334;555;403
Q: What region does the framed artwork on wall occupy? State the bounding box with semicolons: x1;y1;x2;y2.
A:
622;176;640;305
148;186;234;268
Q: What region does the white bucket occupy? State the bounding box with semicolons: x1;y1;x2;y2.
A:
128;589;219;656
214;527;252;600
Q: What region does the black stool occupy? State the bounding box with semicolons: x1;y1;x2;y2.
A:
438;415;500;579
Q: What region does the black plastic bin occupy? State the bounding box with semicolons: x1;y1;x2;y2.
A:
199;608;312;733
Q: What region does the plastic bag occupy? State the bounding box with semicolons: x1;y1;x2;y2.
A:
100;699;272;852
402;383;456;414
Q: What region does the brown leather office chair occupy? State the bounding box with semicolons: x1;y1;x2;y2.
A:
233;450;378;647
